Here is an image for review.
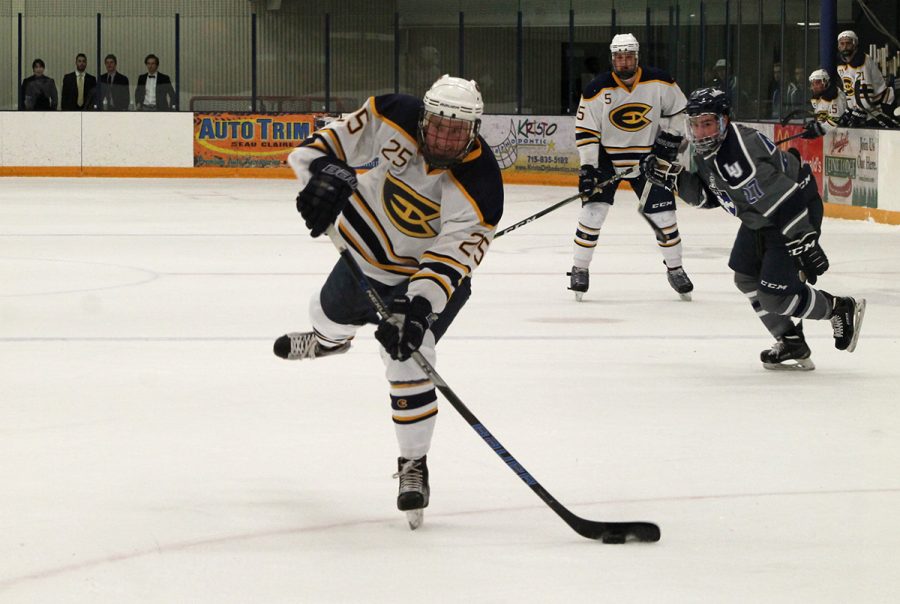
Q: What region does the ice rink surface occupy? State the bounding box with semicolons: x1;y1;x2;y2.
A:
1;178;899;603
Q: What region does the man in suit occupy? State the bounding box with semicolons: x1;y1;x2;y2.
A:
96;53;130;111
61;53;97;111
135;54;176;111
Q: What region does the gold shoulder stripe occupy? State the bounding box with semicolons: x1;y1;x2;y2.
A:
370;97;418;147
449;171;493;228
322;128;346;162
575;126;602;136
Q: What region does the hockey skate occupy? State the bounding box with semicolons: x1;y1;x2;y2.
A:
760;323;815;371
830;296;866;352
567;266;589;301
272;332;351;360
394;456;429;530
666;265;694;301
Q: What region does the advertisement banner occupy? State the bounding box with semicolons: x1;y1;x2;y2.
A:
773;123;824;197
821;128;879;207
479;115;578;176
193;113;317;168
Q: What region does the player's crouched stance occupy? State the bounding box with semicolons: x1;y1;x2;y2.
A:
273;75;503;528
640;87;865;370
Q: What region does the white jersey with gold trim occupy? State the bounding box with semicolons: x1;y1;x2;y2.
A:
837;53;895;111
575;66;687;174
287;94;503;315
810;85;848;132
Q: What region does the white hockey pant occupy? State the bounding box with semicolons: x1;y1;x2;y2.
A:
310;291;438;460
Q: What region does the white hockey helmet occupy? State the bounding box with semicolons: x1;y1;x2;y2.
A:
610;33;639;79
837;30;858;44
808;68;830;87
419;75;483;168
837;30;858;61
610;33;640;55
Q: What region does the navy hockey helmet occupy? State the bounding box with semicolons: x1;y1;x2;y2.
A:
684;87;731;154
418;74;483;169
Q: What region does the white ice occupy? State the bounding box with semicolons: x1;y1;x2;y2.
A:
1;178;899;603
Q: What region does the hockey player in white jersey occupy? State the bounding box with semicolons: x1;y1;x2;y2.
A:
273;75;503;528
836;30;897;127
570;33;692;301
640;87;866;370
800;69;848;139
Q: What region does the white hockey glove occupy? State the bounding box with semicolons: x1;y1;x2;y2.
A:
640;154;683;191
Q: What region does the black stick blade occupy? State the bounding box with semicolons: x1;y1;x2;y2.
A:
573;520;661;543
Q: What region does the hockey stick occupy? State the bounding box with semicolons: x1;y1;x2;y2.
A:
495;166;639;239
324;224;660;543
774;131;809;145
778;108;815;126
636;179;666;240
852;79;900;128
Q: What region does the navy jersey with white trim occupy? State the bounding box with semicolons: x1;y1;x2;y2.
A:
575;66;687;173
675;123;815;238
287;93;503;315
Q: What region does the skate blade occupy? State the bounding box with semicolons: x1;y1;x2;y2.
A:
405;509;424;530
763;357;816;371
679;292;692;301
574;291;584;302
846;298;866;353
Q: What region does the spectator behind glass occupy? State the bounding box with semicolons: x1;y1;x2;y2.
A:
61;53;97;111
97;54;130;111
135;54;177;111
20;59;58;111
767;62;782;118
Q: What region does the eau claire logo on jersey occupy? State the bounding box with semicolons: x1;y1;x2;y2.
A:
841;76;855;96
609;103;652;132
382;173;441;238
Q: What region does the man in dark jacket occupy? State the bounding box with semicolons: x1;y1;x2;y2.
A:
135;54;176;111
61;53;97;111
20;59;58;110
96;54;130;111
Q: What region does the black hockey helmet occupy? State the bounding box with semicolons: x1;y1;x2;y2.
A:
684;87;731;154
685;87;731;118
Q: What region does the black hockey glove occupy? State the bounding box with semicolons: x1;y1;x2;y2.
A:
640;154;683;191
296;156;358;238
578;160;616;200
651;130;684;162
374;296;433;362
801;120;825;139
785;231;829;285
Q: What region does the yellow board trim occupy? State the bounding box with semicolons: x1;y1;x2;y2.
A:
2;166;898;225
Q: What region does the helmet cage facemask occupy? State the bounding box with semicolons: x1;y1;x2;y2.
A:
685;112;728;154
611;51;639;80
418;110;481;169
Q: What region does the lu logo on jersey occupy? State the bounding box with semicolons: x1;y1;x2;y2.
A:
609;103;652;132
382;173;441;238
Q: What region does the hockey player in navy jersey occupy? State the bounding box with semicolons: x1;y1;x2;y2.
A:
571;33;693;301
640;87;866;370
273;76;503;526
